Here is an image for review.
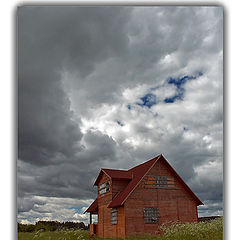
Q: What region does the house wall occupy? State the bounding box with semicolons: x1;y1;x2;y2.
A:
97;173;111;238
125;159;198;236
112;179;130;198
97;174;126;238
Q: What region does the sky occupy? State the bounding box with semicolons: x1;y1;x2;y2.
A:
18;6;223;225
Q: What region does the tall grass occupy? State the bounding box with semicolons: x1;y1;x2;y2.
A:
157;217;223;240
18;229;90;240
18;217;223;240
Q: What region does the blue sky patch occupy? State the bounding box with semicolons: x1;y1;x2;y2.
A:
133;72;202;107
70;206;83;214
167;75;196;88
164;73;201;103
137;93;157;108
164;95;182;103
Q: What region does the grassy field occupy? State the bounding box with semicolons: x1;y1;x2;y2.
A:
18;217;223;240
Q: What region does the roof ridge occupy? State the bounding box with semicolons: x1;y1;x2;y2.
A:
128;154;161;171
102;168;128;171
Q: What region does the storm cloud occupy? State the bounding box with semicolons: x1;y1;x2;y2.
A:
18;6;223;224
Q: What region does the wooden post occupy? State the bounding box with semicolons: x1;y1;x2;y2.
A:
90;213;92;224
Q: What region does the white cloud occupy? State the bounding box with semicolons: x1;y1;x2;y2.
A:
18;6;223;223
20;219;32;225
18;196;93;224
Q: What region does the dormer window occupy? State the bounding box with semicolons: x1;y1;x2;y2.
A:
99;181;110;195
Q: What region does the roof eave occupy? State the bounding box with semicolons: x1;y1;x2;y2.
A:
93;169;111;186
84;199;98;213
107;154;203;208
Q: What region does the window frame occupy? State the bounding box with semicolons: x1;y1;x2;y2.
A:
144;207;159;224
99;181;110;195
111;208;117;225
144;175;176;189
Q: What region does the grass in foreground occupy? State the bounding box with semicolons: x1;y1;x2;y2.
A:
18;217;223;240
18;229;90;240
157;217;223;240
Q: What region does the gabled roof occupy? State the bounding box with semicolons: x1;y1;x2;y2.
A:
84;198;98;213
94;169;132;186
108;154;203;208
86;154;203;213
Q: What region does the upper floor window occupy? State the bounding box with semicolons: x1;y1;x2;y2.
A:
99;181;110;195
144;207;159;223
145;175;176;189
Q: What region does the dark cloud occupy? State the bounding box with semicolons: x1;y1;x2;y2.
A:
17;130;118;214
18;6;133;165
18;6;223;223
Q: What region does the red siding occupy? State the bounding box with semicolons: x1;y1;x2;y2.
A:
112;179;130;198
125;159;198;236
90;155;201;238
96;173;126;238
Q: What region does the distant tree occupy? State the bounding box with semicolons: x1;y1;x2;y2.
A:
18;223;35;232
17;220;88;232
35;221;54;231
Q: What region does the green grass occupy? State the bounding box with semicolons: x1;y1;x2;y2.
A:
156;217;223;240
18;229;90;240
18;217;223;240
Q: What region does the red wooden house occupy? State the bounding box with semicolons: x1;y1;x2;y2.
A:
85;154;203;238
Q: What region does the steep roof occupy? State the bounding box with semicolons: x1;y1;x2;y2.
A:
108;154;203;207
108;155;160;208
86;154;203;212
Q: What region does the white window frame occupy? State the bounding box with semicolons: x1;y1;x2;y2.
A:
111;208;117;225
99;181;110;195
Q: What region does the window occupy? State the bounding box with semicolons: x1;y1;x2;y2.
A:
99;181;110;195
145;175;176;189
156;176;168;186
144;207;159;223
111;208;117;225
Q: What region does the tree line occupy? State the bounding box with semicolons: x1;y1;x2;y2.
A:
18;220;89;232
